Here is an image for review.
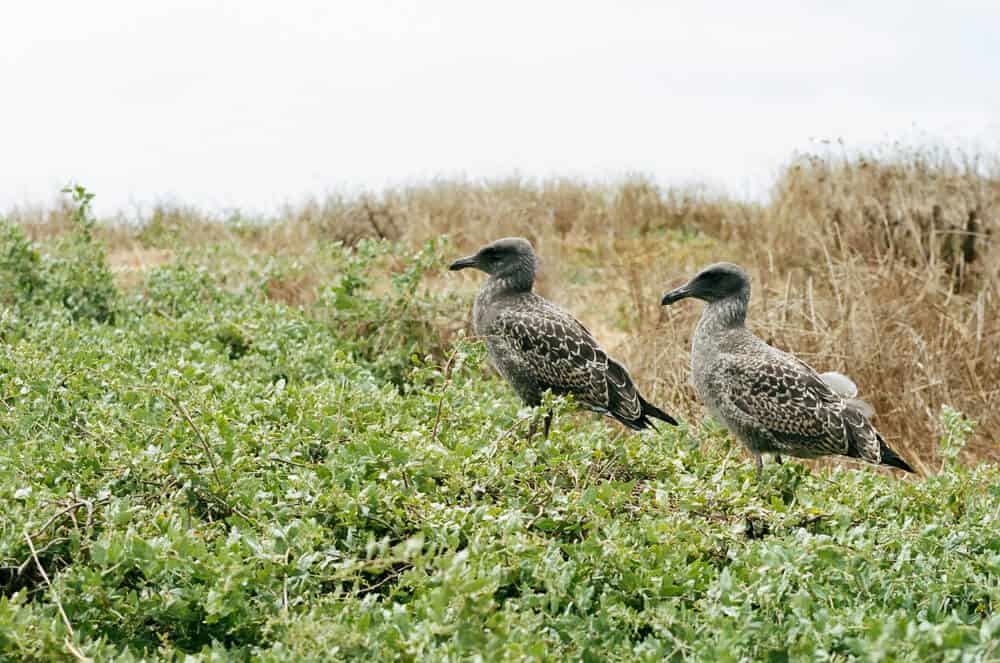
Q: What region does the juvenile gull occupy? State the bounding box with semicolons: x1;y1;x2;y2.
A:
450;237;677;437
661;262;913;476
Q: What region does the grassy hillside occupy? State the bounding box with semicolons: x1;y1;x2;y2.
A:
2;149;999;660
11;145;999;469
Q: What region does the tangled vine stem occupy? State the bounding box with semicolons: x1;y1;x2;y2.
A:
132;387;258;524
153;388;224;488
24;531;92;662
430;336;487;446
430;351;461;446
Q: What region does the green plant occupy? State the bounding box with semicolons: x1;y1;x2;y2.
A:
938;405;976;471
0;219;44;302
3;236;1000;661
4;161;1000;660
48;184;118;322
315;237;461;386
0;185;118;322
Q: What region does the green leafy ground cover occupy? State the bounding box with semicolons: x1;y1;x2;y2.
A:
2;203;999;661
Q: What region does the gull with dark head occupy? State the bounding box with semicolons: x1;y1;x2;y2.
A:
661;262;913;477
450;237;678;437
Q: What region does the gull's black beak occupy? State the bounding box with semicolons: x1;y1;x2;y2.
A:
661;284;692;306
449;255;478;271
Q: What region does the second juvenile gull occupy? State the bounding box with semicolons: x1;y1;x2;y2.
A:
661;262;913;477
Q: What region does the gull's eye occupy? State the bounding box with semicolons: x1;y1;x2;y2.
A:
482;247;506;263
699;271;721;286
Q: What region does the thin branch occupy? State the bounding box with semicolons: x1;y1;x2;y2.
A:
32;498;107;540
193;487;258;526
355;562;412;597
156;389;223;488
24;532;91;662
430;349;463;445
268;454;312;469
362;199;386;239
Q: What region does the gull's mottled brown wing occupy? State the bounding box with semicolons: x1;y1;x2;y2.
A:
709;349;852;457
485;297;642;421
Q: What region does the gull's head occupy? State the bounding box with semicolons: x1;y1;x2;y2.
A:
661;262;750;306
449;237;537;286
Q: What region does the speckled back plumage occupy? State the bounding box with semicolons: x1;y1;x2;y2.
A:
453;238;676;431
666;262;912;472
697;334;882;460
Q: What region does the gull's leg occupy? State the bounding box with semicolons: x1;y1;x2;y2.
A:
542;409;554;439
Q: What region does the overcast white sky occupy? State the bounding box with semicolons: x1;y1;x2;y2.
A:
2;1;999;216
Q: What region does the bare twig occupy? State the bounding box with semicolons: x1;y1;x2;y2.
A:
155;389;223;488
362;199;386;239
430;349;463;445
24;532;92;662
31;500;91;539
357;562;412;597
268;455;312;469
191;486;258;526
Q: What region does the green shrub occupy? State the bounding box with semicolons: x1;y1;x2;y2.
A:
2;231;998;661
939;405;976;470
315;237;461;386
0;185;118;322
46;185;119;322
0;220;44;303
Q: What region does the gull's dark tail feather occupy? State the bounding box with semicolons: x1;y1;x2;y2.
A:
609;396;677;431
642;397;678;427
627;396;678;431
878;434;915;473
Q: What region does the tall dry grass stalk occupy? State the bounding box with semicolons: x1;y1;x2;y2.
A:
7;147;997;470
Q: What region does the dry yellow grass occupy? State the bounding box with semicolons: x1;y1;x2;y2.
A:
7;146;998;471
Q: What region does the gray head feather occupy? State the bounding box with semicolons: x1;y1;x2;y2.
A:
661;262;752;330
449;237;538;292
661;262;750;305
